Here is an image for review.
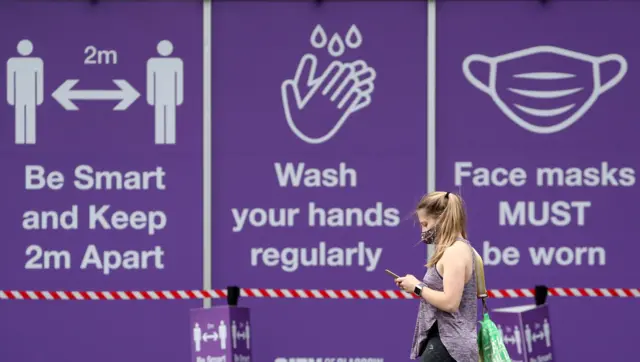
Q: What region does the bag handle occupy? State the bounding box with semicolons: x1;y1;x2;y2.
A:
473;247;489;314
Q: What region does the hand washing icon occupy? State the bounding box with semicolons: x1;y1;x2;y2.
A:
281;24;376;145
463;46;627;134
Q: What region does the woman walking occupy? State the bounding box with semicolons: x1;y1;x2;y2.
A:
395;191;478;362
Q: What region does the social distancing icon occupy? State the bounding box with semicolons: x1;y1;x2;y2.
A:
6;39;183;145
193;321;229;352
232;320;251;350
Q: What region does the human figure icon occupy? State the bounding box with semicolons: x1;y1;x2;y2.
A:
232;321;237;349
6;39;44;145
146;40;183;145
218;321;227;350
524;324;533;353
193;323;202;352
244;322;251;349
543;318;551;347
245;321;250;350
514;326;522;355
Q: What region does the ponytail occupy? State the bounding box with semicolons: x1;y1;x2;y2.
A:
415;191;468;267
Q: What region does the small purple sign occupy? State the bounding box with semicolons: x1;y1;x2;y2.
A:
191;306;252;362
491;304;554;362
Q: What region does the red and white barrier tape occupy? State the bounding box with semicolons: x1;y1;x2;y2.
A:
1;288;639;301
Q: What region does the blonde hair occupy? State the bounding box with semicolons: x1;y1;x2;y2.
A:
416;191;468;267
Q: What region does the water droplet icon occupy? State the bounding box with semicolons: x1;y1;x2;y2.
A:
328;33;345;58
345;25;363;49
310;25;327;49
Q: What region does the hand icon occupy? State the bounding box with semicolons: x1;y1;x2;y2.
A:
281;53;376;144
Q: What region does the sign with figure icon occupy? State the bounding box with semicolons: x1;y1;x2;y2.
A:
211;1;427;361
490;304;554;362
436;1;640;361
190;306;252;362
0;2;202;362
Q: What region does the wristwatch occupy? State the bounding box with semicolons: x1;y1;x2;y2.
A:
414;284;423;297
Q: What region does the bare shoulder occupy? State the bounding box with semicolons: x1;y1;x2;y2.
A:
442;240;473;264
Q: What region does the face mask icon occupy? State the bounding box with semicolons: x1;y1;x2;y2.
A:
462;46;627;134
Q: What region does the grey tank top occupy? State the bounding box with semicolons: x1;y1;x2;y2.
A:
410;239;478;361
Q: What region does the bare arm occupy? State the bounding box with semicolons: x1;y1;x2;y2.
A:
418;243;469;313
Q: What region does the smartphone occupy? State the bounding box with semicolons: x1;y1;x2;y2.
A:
385;269;400;279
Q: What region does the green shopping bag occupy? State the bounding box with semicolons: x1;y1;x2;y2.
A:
474;249;511;362
478;310;511;362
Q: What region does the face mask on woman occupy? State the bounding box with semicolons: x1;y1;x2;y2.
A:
421;228;436;244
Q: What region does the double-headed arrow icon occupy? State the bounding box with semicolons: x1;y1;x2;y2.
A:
203;332;219;342
52;79;140;111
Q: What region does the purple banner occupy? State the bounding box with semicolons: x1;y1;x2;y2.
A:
211;1;427;360
0;1;203;362
437;1;639;360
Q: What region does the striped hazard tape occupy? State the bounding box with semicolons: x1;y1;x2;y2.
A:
1;288;639;301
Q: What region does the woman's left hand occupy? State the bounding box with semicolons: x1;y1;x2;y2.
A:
395;274;421;293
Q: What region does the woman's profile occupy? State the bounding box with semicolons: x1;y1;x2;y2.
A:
394;191;478;362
